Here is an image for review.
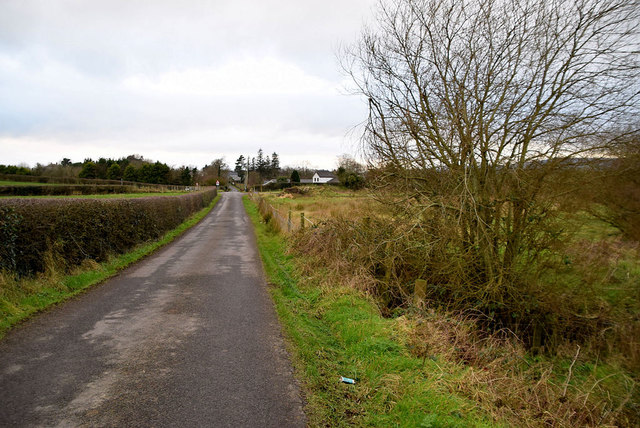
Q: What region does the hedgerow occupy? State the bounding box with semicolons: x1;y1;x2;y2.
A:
0;185;153;196
0;189;216;276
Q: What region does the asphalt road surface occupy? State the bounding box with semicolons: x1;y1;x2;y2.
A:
0;192;306;427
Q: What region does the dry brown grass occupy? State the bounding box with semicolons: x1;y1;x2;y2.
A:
260;186;374;227
394;311;638;427
252;189;640;426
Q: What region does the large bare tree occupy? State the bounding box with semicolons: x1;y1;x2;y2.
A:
344;0;639;328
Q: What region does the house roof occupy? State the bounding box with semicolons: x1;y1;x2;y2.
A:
315;170;337;178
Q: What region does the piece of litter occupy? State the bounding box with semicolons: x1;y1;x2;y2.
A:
340;376;356;384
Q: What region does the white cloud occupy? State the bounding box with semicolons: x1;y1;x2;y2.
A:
0;0;376;169
123;57;336;97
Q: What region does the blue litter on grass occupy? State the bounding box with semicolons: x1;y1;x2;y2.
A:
340;376;356;384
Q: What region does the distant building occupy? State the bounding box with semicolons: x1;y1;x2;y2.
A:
228;172;242;182
312;170;339;184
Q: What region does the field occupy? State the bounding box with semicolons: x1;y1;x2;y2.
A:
0;180;57;186
0;176;196;197
257;186;373;229
250;186;640;426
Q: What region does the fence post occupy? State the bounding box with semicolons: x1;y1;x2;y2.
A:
414;279;427;307
384;241;393;283
288;209;292;233
300;212;305;229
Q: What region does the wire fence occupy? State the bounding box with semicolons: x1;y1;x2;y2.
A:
248;191;316;233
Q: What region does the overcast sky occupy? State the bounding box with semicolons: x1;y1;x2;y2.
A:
0;0;376;170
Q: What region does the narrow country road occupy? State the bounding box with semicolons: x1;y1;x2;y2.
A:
0;192;306;427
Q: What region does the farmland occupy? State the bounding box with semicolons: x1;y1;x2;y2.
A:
0;177;196;198
256;186;373;228
0;180;58;186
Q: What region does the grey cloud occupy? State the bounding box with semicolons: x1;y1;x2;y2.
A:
0;0;375;168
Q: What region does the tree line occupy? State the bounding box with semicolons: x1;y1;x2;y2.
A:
3;150;369;189
0;155;229;187
233;149;367;189
233;149;280;183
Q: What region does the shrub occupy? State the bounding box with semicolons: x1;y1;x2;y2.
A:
0;206;20;272
0;185;136;196
262;182;290;191
293;213;636;355
342;172;365;190
0;189;216;276
591;158;640;241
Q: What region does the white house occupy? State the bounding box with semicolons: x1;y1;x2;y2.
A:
228;172;242;182
312;170;339;184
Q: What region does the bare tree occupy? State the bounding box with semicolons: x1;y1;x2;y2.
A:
343;0;639;329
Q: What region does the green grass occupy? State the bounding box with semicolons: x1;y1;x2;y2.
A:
0;194;221;339
0;180;58;186
0;192;189;199
567;210;621;241
243;196;500;427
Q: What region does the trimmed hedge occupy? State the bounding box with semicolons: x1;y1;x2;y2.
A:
0;185;141;196
0;173;158;187
0;189;216;275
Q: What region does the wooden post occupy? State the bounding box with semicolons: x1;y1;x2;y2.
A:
300;212;305;229
288;209;292;233
414;279;427;307
532;322;542;354
384;241;393;283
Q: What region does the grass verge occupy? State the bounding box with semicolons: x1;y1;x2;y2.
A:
0;194;221;339
243;195;500;427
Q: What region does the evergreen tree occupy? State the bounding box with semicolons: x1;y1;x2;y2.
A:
271;152;280;175
138;164;153;183
79;161;97;179
256;148;266;176
106;163;122;180
96;158;108;179
179;166;192;185
234;155;246;180
151;161;170;184
264;155;271;177
290;169;300;183
123;165;137;182
234;156;245;172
